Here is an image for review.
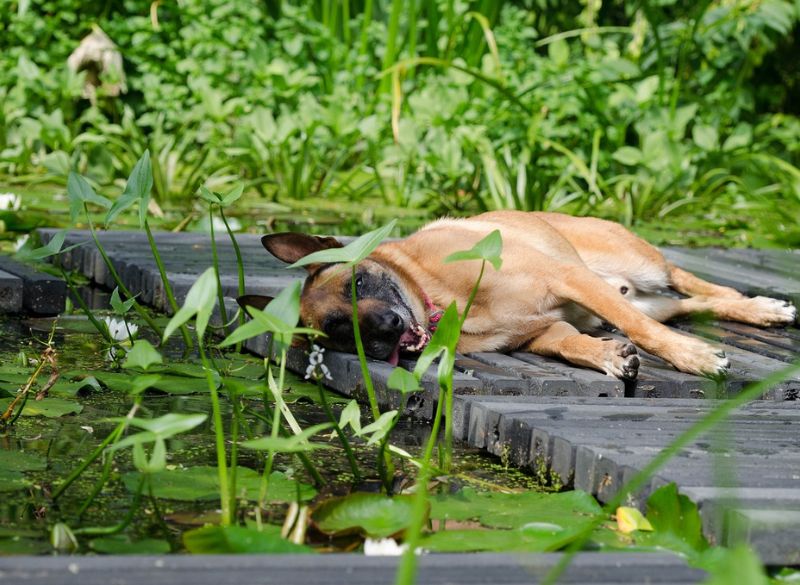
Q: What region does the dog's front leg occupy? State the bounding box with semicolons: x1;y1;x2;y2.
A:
526;321;640;380
550;266;730;377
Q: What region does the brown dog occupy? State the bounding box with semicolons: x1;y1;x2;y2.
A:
240;211;797;379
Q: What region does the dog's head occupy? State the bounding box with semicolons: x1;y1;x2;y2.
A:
238;233;432;365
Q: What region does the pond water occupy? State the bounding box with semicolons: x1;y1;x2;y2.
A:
0;311;545;555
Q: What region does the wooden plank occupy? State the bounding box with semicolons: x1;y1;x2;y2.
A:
0;256;66;315
0;552;708;584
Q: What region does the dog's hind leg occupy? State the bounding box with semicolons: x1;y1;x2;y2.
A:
551;265;729;376
527;321;640;380
668;264;744;299
633;292;797;327
665;264;796;325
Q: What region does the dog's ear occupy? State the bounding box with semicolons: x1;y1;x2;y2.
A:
237;294;273;312
261;233;343;268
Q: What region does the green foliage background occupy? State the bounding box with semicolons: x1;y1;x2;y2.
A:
1;0;799;244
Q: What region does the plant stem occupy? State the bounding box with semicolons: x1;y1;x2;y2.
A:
198;340;231;525
53;399;140;501
219;208;246;349
144;219;194;350
73;474;145;536
84;211;162;337
316;378;361;483
208;205;230;337
350;265;395;490
395;386;447;585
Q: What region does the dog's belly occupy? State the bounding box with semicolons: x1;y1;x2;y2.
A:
458;303;600;353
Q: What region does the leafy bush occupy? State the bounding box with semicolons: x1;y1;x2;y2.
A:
1;0;799;241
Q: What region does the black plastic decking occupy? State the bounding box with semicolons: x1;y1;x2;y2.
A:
37;228;800;568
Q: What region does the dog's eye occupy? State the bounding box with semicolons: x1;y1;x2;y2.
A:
355;276;364;289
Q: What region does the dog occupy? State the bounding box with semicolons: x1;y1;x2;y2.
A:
239;211;797;379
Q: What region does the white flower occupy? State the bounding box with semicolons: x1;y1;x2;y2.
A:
363;538;406;556
363;538;424;556
304;344;332;381
13;234;29;251
0;192;20;211
103;316;138;341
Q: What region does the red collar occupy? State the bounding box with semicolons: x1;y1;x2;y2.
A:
422;293;444;332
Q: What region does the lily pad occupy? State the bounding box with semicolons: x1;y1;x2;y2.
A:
89;535;171;554
420;523;582;553
0;537;52;555
0;449;47;472
311;493;418;538
0;397;82;418
183;525;312;554
429;488;603;530
122;466;316;503
93;372;206;395
0;469;30;493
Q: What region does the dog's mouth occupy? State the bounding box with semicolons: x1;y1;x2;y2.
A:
387;319;432;366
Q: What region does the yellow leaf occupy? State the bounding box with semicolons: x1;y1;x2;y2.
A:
616;506;654;534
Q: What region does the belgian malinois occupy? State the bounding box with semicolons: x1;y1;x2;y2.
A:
239;211;797;379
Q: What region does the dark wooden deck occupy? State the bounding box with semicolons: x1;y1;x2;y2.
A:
30;228;800;568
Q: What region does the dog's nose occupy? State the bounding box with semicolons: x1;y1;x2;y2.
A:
368;310;405;335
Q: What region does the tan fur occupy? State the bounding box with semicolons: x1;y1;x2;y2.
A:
257;211;796;379
371;211;796;377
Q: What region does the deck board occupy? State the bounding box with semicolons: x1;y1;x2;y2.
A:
33;227;800;565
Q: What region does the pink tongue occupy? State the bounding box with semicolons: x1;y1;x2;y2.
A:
388;344;400;366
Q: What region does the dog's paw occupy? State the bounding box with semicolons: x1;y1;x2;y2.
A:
666;335;730;378
603;341;640;381
746;296;797;326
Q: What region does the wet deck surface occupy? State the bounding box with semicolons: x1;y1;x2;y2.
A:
27;228;800;569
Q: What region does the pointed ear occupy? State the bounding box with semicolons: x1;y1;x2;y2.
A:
237;294;273;312
261;233;343;269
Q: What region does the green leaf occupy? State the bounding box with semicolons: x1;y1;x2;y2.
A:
15;230;65;261
123;467;316;502
414;302;461;384
696;545;768;585
338;400;362;433
122;340;163;371
722;123;752;151
241;422;333;453
356;410;398;445
221;184;244;206
67;172;111;222
548;38;570;67
184;525;312;554
110;287;136;315
93;372;208;395
198;185;222;205
612;146;643;166
89;535;171;555
429;488;603;530
421;524;580;552
387;367;421;394
0;397;82;418
220;281;311;349
128;374;163;396
645;483;708;553
0;468;30;492
106;150;153;228
692;125;719;151
311;493;417;538
127;412;208;437
163;267;217;342
289;220;397;268
0;449;47;472
444;229;503;270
